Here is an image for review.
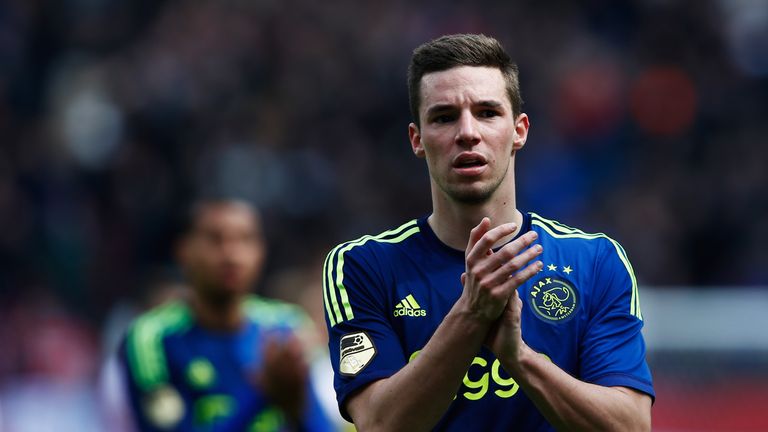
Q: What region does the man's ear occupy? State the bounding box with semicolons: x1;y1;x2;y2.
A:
512;113;530;151
409;123;426;158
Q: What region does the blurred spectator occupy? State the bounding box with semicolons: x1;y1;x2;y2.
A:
0;289;101;431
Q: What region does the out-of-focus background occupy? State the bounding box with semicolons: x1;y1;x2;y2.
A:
0;0;766;430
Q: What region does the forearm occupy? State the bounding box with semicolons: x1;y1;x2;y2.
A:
349;300;490;432
503;346;651;432
347;220;543;431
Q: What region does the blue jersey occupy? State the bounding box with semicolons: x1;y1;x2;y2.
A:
120;296;335;432
323;212;654;431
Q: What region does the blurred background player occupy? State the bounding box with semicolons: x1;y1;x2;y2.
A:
118;199;335;431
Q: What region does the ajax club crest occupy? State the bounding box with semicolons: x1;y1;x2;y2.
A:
529;277;578;323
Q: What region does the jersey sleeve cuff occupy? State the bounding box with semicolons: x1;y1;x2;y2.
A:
336;369;399;422
588;373;656;402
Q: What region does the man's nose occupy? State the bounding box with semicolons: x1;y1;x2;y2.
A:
220;241;244;263
455;111;480;145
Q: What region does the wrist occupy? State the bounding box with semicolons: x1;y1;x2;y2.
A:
451;295;497;329
502;342;537;379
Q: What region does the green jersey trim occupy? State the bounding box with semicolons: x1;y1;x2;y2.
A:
530;213;642;320
126;301;193;391
243;295;307;329
324;220;420;327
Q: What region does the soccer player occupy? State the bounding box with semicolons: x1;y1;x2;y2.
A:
120;199;335;431
323;34;654;431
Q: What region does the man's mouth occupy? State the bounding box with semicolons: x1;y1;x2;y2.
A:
452;153;488;176
454;160;485;168
453;153;488;168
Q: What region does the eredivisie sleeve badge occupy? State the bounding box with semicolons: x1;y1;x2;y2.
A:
339;332;377;376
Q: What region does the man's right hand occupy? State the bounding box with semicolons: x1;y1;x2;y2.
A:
255;335;308;423
459;217;543;323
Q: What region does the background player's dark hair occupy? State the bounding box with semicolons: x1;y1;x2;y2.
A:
407;34;523;128
173;197;259;243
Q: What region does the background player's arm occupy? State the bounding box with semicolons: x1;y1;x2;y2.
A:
119;341;194;431
346;219;543;432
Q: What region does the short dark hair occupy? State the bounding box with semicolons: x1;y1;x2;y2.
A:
407;34;523;127
176;198;259;240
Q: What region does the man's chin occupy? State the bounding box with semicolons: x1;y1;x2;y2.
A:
202;284;250;303
445;185;495;204
221;284;251;297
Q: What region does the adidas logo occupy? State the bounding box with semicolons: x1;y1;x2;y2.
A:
393;294;426;317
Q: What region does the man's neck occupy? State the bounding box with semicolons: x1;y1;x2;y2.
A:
188;289;245;332
428;186;522;251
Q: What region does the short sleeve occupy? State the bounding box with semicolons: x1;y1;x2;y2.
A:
579;238;655;400
323;244;407;421
118;335;195;432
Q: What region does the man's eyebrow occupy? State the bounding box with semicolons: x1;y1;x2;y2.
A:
425;100;505;116
425;104;455;116
476;100;503;108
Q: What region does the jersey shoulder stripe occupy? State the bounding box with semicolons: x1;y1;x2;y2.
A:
244;295;308;329
530;213;642;320
125;301;193;391
323;219;420;327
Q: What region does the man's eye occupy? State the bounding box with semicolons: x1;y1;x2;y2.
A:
478;110;499;118
432;114;455;124
203;232;223;245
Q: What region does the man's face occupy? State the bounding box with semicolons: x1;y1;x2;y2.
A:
179;203;265;299
409;66;529;204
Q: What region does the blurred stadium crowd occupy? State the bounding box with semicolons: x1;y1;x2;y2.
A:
0;0;766;430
